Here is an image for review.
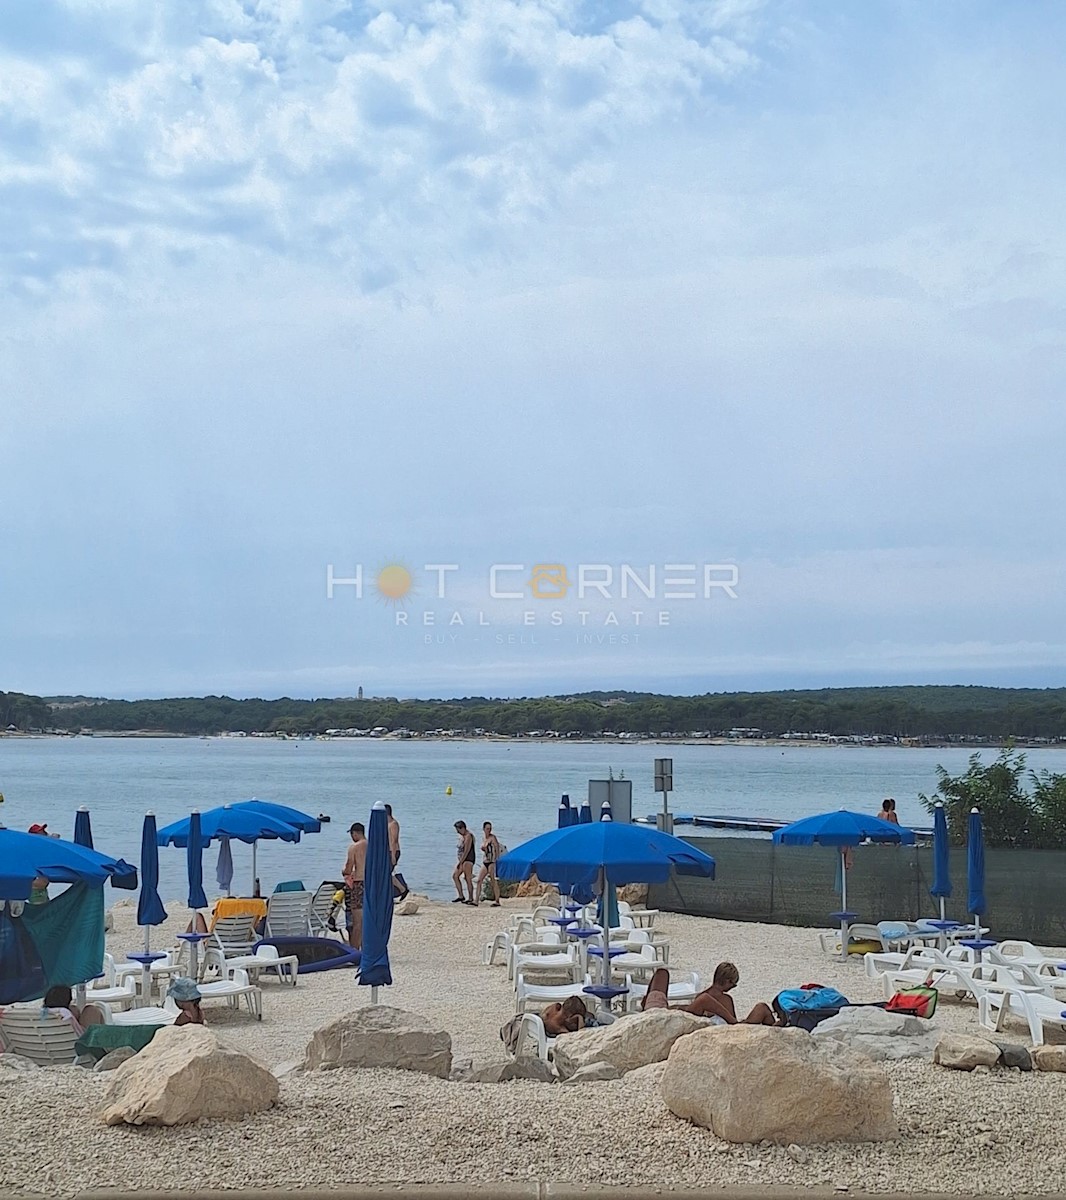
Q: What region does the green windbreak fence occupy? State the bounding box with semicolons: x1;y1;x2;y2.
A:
648;835;1066;945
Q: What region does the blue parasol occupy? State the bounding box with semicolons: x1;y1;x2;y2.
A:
73;807;93;850
0;827;137;901
136;812;168;953
774;809;915;961
931;802;952;922
231;798;321;834
187;809;208;912
579;800;593;824
558;796;571;829
359;801;394;1000
967;807;986;932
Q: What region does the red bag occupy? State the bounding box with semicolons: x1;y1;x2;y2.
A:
885;986;938;1018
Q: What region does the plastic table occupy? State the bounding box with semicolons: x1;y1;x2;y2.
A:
126;951;167;1008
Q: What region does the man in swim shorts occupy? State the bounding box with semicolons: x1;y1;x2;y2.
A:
343;822;367;950
642;962;781;1025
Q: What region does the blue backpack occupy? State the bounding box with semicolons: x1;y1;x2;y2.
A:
774;987;850;1030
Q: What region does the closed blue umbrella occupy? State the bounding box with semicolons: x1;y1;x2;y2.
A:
558;796;571;829
359;801;393;1001
136;812;168;954
187;809;208;912
578;800;593;824
967;807;986;934
773;809;915;961
930;802;952;923
73;807;93;850
216;838;234;894
0;827;137;901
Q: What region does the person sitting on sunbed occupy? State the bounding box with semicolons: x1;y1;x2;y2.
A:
42;985;105;1036
641;963;782;1026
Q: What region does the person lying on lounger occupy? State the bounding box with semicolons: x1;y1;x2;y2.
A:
641;963;782;1026
541;995;589;1036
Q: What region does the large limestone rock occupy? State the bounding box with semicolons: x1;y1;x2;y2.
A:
94;1046;138;1073
552;1010;707;1081
660;1025;897;1145
99;1026;278;1126
1032;1045;1066;1072
933;1033;1001;1071
812;1006;940;1061
472;1058;556;1083
303;1006;452;1078
561;1062;622;1084
618;884;649;906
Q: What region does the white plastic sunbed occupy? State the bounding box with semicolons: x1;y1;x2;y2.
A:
0;1005;81;1065
978;985;1066;1045
624;970;702;1012
514;973;591;1014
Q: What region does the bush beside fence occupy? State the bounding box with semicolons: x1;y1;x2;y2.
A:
647;835;1062;944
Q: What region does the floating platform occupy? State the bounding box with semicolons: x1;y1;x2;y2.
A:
636;813;933;838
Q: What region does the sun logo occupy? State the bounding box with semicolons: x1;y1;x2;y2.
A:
374;562;414;605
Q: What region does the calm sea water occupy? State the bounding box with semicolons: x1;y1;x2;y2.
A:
1;738;1061;903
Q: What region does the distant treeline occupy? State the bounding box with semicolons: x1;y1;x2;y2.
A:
8;684;1066;739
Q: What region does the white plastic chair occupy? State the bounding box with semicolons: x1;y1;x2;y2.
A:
85;973;139;1011
0;1005;81;1065
203;914;260;978
265;891;313;938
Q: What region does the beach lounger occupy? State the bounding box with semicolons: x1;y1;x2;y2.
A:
84;973;139;1011
514;973;592;1014
978;985;1066;1046
0;1004;82;1065
203;914;260;978
512;946;583;987
265;890;313;938
624;970;702;1012
223;944;299;986
990;941;1066;978
308;881;345;938
191;968;263;1020
513;1013;550;1062
93;1001;176;1028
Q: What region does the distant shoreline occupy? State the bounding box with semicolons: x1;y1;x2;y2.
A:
1;730;1061;750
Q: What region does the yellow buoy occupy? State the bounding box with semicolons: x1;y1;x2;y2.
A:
445;785;453;796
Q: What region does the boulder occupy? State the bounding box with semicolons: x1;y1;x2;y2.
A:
93;1046;138;1073
396;897;421;916
660;1025;897;1145
99;1026;278;1126
618;884;649;906
561;1062;621;1084
933;1033;1001;1071
622;1061;667;1088
472;1058;556;1083
552;1010;708;1081
1032;1045;1066;1073
812;1007;940;1061
991;1041;1032;1071
303;1006;452;1078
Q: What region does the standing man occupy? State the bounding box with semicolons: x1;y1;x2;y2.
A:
452;820;476;904
384;804;409;902
343;822;367;950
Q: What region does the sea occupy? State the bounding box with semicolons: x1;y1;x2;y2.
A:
1;737;1062;904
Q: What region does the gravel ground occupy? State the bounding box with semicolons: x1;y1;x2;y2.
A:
2;896;1065;1195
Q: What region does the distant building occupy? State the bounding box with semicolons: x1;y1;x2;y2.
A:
358;686;364;700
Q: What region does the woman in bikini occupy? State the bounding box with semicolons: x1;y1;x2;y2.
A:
475;821;502;907
452;820;476;904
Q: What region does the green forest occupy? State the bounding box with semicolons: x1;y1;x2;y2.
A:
3;684;1065;741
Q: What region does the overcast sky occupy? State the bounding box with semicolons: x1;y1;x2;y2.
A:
1;0;1063;700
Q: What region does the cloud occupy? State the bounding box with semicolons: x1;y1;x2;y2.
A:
0;0;766;294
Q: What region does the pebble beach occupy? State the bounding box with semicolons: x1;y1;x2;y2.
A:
3;896;1066;1196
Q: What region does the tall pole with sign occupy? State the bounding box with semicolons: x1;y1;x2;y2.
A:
654;758;673;833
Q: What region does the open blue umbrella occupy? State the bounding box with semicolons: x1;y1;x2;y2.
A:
498;821;715;987
231;798;321;834
359;801;393;1001
0;827;137;901
967;807;986;935
73;807;93;850
930;802;952;922
158;804;303;896
187;809;208;912
136;812;168;953
773;809;915;961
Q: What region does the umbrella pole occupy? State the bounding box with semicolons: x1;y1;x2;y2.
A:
601;868;610;988
252;842;257;897
839;848;848;963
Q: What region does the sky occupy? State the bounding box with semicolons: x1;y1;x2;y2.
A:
1;0;1064;701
